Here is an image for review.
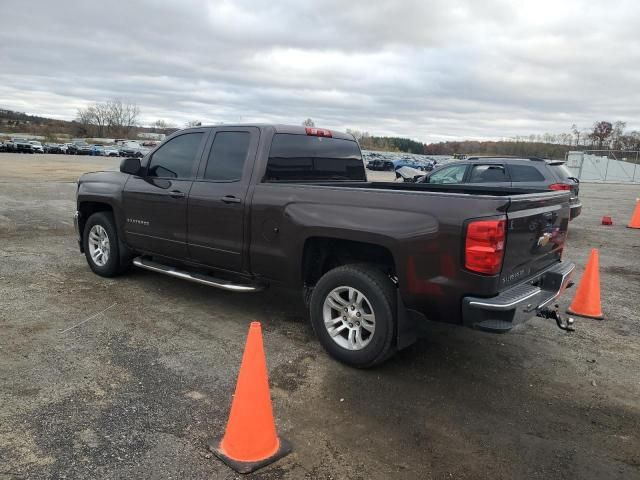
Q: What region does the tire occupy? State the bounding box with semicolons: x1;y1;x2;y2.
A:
83;211;131;277
310;264;397;368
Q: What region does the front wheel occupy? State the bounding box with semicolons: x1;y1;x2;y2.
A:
310;264;397;368
83;212;131;277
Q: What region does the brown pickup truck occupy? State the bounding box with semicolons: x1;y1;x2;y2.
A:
74;124;575;367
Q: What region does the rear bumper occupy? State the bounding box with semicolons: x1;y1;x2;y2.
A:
462;260;575;333
570;202;582;220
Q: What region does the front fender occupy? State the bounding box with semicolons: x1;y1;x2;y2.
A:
77;171;128;236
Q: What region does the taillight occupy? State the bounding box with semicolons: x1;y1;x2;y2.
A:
465;218;506;275
549;183;571;191
305;127;332;137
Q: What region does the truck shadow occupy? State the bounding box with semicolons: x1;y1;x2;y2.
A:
310;320;640;479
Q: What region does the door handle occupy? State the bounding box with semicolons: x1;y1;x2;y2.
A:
169;190;185;199
221;195;242;204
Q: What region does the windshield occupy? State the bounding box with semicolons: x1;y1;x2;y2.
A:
428;164;467;184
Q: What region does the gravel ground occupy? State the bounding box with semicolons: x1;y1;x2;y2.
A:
1;153;639;479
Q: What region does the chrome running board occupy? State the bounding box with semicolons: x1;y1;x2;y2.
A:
133;257;263;292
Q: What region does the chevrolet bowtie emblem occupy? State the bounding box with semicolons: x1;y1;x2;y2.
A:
537;232;552;247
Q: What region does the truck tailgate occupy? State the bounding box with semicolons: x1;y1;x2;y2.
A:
500;192;570;290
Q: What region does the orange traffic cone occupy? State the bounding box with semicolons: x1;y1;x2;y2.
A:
567;249;604;320
208;322;291;473
628;199;640;229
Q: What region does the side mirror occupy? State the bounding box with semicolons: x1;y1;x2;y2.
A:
120;157;142;175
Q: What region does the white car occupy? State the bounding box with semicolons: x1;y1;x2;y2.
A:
29;141;44;153
103;146;120;157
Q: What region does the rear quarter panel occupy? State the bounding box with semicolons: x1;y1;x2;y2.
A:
249;183;512;324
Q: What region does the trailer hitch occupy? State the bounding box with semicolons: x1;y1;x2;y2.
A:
537;304;575;332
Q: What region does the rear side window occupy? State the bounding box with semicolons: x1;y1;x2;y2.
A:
468;164;508;183
509;164;546;182
549;163;576;181
265;134;364;182
147;133;203;179
204;131;250;181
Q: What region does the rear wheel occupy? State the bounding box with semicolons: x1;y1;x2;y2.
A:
310;264;397;368
83;212;131;277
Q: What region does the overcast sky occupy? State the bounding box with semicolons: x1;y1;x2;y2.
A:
1;0;639;142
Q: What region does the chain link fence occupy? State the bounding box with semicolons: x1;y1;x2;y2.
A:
565;150;640;183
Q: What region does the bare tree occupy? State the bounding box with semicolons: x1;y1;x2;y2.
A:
106;99;139;137
302;118;315;127
186;120;202;127
571;124;580;146
94;102;111;137
75;99;139;138
611;121;626;149
76;106;96;137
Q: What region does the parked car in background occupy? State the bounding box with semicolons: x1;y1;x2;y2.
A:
103;146;120;157
366;159;395;171
422;157;582;219
29;141;44;153
393;158;430;172
90;145;105;156
8;138;34;153
73;142;92;155
119;144;149;158
424;158;438;171
394;165;429;183
44;143;64;154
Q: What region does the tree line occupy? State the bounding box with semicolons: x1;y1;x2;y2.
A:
2;109;638;155
343;121;640;158
0;106;180;142
425;121;640;157
292;119;634;157
345;130;426;154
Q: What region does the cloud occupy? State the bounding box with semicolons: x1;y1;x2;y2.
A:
1;0;638;142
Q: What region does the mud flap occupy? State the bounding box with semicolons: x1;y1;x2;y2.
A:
396;290;418;350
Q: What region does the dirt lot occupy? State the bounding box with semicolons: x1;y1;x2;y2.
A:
1;153;639;479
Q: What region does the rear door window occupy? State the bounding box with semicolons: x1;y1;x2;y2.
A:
203;131;251;181
508;164;546;182
468;164;508;183
266;134;365;181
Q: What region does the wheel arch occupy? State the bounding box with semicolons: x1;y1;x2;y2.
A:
301;237;418;352
301;237;396;288
78;201;114;237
